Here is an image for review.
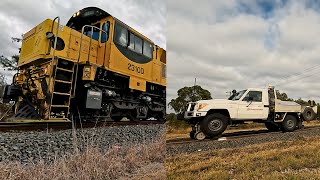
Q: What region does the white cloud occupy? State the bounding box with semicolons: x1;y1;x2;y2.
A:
167;0;320;112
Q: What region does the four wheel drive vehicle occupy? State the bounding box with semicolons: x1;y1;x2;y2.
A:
178;86;317;140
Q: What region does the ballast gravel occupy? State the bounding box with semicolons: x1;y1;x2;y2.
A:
166;127;320;156
0;124;165;164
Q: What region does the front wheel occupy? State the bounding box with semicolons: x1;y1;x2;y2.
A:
265;122;280;132
282;115;297;132
200;113;228;137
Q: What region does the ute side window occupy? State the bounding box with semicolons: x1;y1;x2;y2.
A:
114;24;128;46
242;91;262;102
101;21;110;43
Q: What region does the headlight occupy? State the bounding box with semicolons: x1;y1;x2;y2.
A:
197;103;208;110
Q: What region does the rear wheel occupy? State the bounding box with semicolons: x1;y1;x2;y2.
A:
265;122;280;132
200;113;228;137
282;115;297;132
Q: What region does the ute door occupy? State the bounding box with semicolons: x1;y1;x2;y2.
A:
237;90;265;119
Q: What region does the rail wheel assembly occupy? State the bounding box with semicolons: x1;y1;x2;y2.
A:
190;113;228;140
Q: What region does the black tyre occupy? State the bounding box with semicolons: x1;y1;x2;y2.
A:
200;113;228;137
282;115;297;132
265;122;280;132
302;107;315;121
189;130;195;139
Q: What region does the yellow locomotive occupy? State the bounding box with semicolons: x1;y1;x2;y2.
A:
1;7;166;122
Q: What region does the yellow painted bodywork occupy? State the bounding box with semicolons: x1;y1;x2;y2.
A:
18;17;166;93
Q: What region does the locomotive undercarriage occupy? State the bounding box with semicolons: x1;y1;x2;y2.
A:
2;59;165;122
71;67;166;122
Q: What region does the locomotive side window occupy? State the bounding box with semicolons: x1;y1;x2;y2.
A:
128;33;135;50
114;24;128;46
134;36;143;54
101;21;110;43
114;21;154;63
128;32;152;58
143;41;153;58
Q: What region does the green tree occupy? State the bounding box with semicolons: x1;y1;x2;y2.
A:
276;91;293;101
0;55;19;71
168;85;212;113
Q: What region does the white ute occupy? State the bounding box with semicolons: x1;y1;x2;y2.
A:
179;86;317;140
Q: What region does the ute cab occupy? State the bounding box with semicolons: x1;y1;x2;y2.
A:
180;86;316;140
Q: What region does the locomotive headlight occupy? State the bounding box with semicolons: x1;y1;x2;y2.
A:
197;103;208;110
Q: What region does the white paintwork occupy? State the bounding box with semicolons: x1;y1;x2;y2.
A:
275;99;300;112
184;88;303;121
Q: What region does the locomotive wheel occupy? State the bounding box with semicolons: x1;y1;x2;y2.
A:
194;131;206;140
113;117;123;122
281;115;297;132
200;113;228;137
265;122;280;132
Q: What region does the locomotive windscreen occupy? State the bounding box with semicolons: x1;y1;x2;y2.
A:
66;7;110;32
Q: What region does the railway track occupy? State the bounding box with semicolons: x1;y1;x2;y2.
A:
0;120;163;132
166;125;320;145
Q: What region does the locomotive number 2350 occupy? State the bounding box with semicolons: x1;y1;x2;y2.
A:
128;63;144;74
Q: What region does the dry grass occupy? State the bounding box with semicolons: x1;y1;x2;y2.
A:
166;136;320;180
0;142;166;180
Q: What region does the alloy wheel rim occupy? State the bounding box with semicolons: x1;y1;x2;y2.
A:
208;119;222;131
286;119;295;129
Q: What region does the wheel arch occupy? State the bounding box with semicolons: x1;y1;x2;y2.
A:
206;109;231;123
285;112;301;122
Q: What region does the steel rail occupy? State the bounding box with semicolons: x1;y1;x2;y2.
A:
0;121;163;132
166;126;320;146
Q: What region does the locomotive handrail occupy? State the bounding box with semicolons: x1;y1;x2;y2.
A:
48;16;60;117
72;25;108;97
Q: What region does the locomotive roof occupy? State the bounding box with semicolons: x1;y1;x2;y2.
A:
66;7;111;29
66;7;153;44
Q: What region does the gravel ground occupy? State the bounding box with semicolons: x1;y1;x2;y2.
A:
167;127;320;156
0;124;165;164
